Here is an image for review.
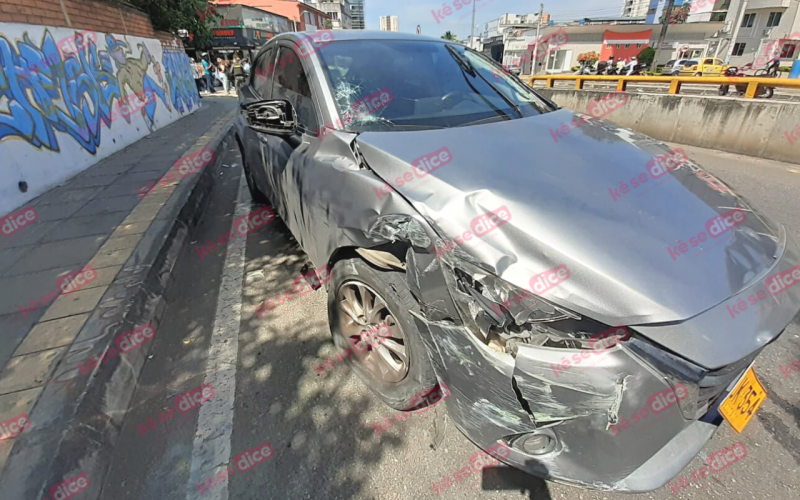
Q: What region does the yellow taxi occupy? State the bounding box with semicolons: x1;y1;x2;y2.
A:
680;57;728;76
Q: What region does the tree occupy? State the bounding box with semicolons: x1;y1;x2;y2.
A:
324;20;333;29
659;1;691;24
128;0;219;49
637;47;656;67
441;31;457;41
577;51;600;66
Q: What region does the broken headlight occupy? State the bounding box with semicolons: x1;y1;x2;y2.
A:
448;261;621;353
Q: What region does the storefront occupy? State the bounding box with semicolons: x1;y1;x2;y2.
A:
210;5;292;61
211;28;274;61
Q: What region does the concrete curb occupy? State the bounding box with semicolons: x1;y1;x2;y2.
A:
0;115;237;500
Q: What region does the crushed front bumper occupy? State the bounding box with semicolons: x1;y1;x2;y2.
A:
409;314;725;491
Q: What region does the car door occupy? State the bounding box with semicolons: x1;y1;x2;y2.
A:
702;58;716;75
264;43;325;253
240;45;278;201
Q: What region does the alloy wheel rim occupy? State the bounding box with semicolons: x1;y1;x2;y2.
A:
336;280;408;383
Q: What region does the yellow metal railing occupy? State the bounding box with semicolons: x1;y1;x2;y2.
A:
527;74;800;99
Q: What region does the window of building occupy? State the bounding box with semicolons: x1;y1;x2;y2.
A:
606;43;611;49
625;44;631;49
271;47;320;132
741;13;755;28
732;43;746;56
637;43;643;48
766;12;782;28
304;12;312;25
616;44;621;49
781;42;798;58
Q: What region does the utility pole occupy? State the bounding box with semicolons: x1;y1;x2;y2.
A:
470;0;477;40
723;0;748;65
651;0;676;73
531;3;544;75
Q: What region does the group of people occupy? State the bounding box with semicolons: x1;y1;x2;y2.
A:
190;53;251;96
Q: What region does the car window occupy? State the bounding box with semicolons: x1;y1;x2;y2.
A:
252;47;275;98
666;60;676;66
684;60;698;66
315;40;551;131
714;59;723;65
703;59;714;65
271;47;320;132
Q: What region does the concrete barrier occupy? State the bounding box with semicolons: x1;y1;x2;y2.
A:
536;89;800;164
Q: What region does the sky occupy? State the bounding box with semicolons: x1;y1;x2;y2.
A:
362;0;631;38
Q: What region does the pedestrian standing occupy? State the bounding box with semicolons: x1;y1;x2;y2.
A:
190;58;204;98
231;56;246;92
243;58;251;77
216;57;231;94
201;54;216;94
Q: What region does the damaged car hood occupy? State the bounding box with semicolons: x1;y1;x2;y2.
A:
355;110;783;326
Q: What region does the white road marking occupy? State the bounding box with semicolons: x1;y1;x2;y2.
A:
186;173;249;500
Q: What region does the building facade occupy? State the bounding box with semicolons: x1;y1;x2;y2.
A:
237;1;330;32
350;0;365;29
721;0;800;68
315;0;353;29
380;15;398;32
621;0;652;18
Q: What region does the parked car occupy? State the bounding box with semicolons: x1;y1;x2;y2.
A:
661;59;692;75
680;57;728;76
235;30;800;492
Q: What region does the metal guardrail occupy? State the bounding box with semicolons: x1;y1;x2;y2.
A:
527;74;800;99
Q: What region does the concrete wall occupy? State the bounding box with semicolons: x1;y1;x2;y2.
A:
0;19;200;216
536;89;800;164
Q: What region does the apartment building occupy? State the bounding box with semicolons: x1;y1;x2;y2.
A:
314;0;353;29
350;0;365;29
380;15;398;32
722;0;800;67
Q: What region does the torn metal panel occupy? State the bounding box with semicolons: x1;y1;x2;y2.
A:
259;130;439;270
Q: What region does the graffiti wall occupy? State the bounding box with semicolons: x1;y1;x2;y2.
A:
0;23;201;215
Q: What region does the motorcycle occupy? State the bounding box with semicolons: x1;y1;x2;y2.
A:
625;64;642;76
718;66;774;99
574;62;595;75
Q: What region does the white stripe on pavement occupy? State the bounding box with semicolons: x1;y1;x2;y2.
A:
186;172;249;500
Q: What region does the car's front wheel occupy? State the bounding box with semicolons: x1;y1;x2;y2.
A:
327;257;438;410
235;135;269;204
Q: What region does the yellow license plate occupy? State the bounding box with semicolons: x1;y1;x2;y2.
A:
719;367;767;433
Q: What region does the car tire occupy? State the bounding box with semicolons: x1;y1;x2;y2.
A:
243;163;269;204
235;137;270;204
327;257;438;410
694;72;703;77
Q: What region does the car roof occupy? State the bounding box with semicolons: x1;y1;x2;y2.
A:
272;30;445;44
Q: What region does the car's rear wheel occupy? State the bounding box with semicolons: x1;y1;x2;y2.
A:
694;72;703;77
327;257;437;410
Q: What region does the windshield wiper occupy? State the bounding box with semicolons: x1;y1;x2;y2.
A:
445;44;476;76
445;44;523;119
456;115;512;128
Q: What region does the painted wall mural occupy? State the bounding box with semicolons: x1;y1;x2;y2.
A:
0;23;200;216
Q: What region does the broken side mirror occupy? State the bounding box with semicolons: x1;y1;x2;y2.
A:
244;99;297;137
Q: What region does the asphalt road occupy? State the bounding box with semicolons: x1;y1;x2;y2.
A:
99;140;800;500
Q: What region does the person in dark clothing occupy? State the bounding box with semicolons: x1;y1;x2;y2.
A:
230;56;247;91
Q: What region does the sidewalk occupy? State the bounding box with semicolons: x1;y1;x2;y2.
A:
0;96;239;499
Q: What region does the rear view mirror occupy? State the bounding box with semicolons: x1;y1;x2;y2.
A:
243;100;297;136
